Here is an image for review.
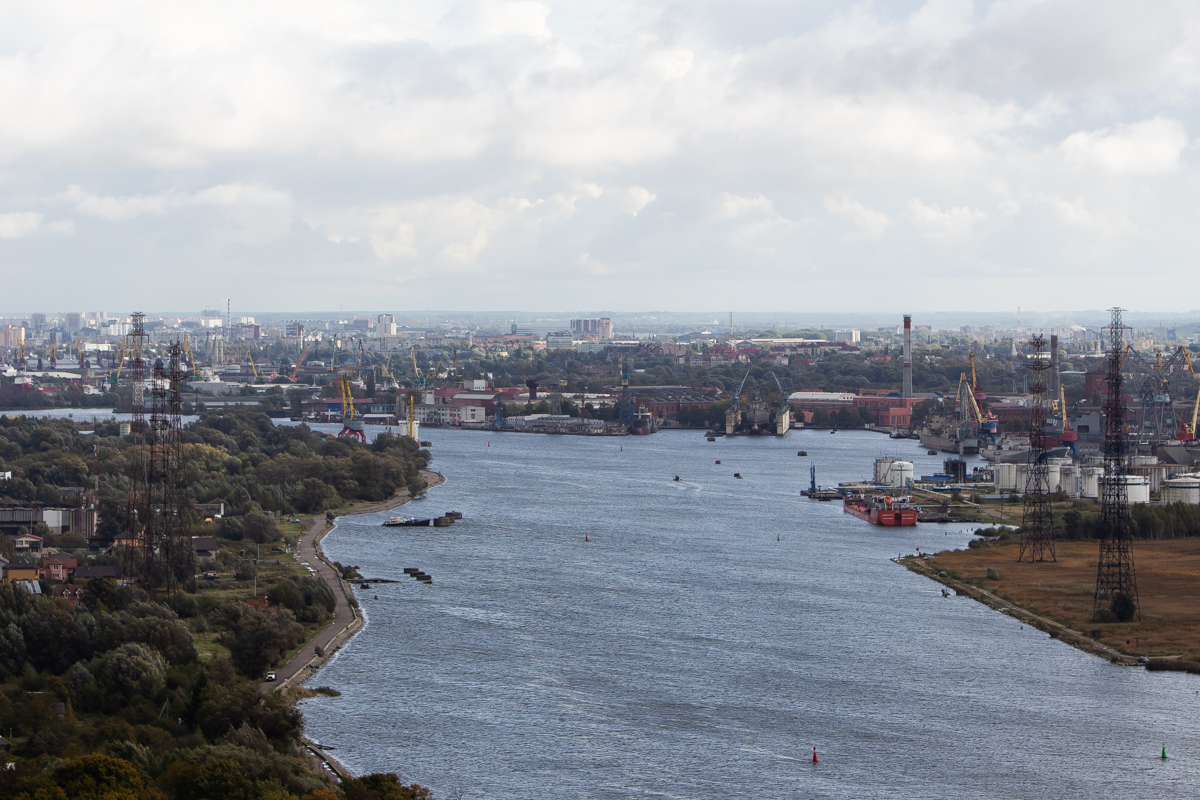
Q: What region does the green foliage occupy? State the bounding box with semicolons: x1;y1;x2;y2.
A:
343;773;434;800
267;580;305;613
212;602;304;678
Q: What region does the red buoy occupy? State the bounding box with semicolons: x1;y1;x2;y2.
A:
812;747;818;763
585;534;589;541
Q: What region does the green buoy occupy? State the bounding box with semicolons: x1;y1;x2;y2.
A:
1162;745;1167;760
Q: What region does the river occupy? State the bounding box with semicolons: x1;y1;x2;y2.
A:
305;429;1194;797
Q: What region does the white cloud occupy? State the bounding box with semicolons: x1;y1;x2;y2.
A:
1060;118;1188;175
908;198;985;239
824;196;889;239
625;186;655;217
0;212;43;239
1;1;1200;309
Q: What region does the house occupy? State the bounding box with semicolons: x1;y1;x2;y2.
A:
2;558;39;584
192;537;219;559
12;533;42;554
194;503;224;519
74;565;122;581
52;584;84;609
41;554;77;582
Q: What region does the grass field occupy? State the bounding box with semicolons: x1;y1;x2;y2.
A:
928;539;1200;659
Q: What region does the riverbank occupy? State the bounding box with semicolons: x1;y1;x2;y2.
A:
274;469;445;780
902;538;1200;664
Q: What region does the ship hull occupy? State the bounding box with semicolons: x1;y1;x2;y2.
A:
843;500;919;526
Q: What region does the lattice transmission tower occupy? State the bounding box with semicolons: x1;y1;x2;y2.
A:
122;313;149;588
1018;334;1056;562
145;342;190;598
1094;307;1139;619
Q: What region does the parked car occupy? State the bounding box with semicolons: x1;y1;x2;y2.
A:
264;671;277;682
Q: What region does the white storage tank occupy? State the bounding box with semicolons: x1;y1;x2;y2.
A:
875;458;913;488
995;462;1018;493
1100;475;1150;505
1080;466;1104;499
1161;476;1200;505
1058;465;1079;498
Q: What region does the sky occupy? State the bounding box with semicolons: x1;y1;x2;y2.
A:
1;0;1199;314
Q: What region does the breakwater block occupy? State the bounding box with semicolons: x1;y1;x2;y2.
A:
434;517;453;527
446;511;463;520
403;568;419;574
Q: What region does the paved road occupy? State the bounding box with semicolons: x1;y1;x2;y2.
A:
271;470;445;689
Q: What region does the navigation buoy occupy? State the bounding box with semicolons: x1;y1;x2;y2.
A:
777;534;780;541
812;747;818;763
620;446;623;451
1162;745;1168;760
585;534;589;542
488;442;491;447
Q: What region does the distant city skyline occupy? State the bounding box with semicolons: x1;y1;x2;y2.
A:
2;2;1199;311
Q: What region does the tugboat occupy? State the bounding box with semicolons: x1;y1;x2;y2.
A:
843;494;918;526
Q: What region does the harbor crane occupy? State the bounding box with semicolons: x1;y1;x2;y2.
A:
289;341;313;381
1059;384;1079;458
337;373;367;442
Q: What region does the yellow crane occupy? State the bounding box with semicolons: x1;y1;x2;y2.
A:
245;347;260;382
410;346;421;384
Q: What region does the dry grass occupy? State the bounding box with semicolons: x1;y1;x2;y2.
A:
930;539;1200;658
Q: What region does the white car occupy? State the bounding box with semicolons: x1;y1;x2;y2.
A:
264;671;277;682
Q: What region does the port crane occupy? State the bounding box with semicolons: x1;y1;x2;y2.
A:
1058;384;1079;458
410;346;425;387
618;356;636;424
337;373;367;442
289;341;313;381
49;333;57;369
244;348;261;382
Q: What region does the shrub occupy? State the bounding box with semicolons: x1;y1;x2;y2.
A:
986;567;1000;581
1112;592;1137;623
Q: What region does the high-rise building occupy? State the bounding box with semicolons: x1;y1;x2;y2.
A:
65;312;83;334
29;313;46;333
377;314;397;336
902;315;913;399
834;329;860;343
286;323;305;338
570;318;613;339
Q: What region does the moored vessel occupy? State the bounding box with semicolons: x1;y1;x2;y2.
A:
843;494;918;526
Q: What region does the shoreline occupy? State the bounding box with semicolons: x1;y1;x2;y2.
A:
276;468;446;781
897;555;1136;665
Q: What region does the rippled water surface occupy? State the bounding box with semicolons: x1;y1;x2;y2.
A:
305;429;1199;799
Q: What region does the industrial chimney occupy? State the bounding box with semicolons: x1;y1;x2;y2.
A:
902;315;913;399
526;379;538;401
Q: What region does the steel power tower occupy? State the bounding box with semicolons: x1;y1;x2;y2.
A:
1094;308;1139;619
1018;334;1056;562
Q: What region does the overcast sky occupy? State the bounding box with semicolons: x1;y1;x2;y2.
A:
2;0;1198;314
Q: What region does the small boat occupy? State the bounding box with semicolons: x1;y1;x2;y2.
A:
715;460;721;464
797;451;807;456
734;473;742;479
830;429;837;434
673;475;681;481
707;437;716;442
927;450;938;456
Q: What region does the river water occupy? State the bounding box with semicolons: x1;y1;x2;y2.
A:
304;428;1194;799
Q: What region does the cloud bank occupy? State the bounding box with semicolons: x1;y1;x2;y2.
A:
1;0;1198;311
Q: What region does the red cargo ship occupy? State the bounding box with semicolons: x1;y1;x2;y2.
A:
843;494;918;526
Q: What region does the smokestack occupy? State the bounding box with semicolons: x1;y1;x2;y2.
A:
526;379;538;401
902;315;913;399
1050;334;1060;398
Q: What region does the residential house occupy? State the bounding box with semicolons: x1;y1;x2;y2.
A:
12;533;42;554
192;537;219;559
74;565;123;581
41;554;77;582
53;584;84;609
2;558;39;584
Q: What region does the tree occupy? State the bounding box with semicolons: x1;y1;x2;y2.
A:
212;602;304;677
99;642;167;699
342;774;433;800
242;513;281;544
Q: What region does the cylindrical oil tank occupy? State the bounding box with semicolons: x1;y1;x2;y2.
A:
995;462;1018;492
1161;476;1200;505
1080;466;1104;499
